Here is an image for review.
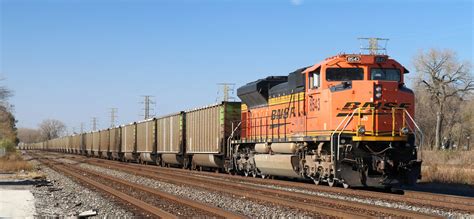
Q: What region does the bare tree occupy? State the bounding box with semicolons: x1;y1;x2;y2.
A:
413;49;473;149
0;80;17;144
39;119;66;141
17;128;42;143
0;79;12;106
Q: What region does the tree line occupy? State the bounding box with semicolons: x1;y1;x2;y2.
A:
18;120;66;144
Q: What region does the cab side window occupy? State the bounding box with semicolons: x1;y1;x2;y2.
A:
309;68;321;89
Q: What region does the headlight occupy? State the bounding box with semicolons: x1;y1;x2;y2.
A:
374;85;382;99
358;126;366;135
401;127;409;135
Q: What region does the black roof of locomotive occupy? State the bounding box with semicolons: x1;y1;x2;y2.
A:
237;66;308;108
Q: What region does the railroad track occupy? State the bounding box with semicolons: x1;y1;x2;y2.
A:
33;153;242;219
35;151;474;218
48;153;444;218
151;163;474;214
84;155;473;214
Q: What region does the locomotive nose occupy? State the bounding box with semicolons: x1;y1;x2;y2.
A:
372;81;400;102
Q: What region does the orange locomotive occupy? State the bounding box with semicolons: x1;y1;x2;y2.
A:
231;54;423;188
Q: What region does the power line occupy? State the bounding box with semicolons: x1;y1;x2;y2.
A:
91;117;98;131
358;37;389;55
109;108;118;127
216;83;236;102
140;95;155;119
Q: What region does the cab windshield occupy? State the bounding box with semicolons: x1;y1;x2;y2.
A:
370;68;401;81
326;68;364;81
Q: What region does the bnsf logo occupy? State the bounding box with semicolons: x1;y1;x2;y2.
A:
341;102;410;111
271;107;296;120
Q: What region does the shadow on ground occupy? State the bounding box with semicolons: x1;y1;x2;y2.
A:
397;182;474;197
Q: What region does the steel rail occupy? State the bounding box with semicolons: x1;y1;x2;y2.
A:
43;152;474;214
88;160;367;218
65;162;243;219
38;158;177;219
36;156;243;219
104;156;474;213
81;153;472;213
87;158;441;219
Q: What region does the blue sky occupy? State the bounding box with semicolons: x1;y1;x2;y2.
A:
1;0;472;132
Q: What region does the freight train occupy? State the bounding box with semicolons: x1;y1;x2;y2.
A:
23;53;423;188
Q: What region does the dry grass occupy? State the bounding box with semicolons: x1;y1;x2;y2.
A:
421;150;474;185
0;152;34;173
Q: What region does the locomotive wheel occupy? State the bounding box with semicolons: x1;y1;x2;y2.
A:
252;171;257;178
313;178;321;185
328;178;335;187
342;182;350;189
244;171;249;177
261;174;266;179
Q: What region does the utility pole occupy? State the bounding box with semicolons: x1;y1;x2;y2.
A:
91;117;98;131
109;108;118;127
140;95;155;119
216;83;236;102
80;123;84;133
358;37;389;55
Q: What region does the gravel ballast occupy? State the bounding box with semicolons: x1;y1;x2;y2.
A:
28;158;134;218
185;171;474;218
38;154;474;218
71;160;317;218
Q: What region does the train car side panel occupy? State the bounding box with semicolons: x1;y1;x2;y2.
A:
156;113;184;166
136;119;156;162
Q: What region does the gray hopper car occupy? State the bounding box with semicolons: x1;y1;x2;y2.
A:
185;102;241;169
110;126;121;160
121;123;137;161
136;118;156;163
85;132;93;155
100;129;110;159
156;113;184;166
92;131;100;157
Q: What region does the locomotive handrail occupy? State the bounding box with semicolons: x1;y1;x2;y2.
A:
227;121;242;159
402;109;424;160
330;108;358;171
336;108;359;163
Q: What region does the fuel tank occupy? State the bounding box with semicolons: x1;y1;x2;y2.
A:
254;154;301;178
